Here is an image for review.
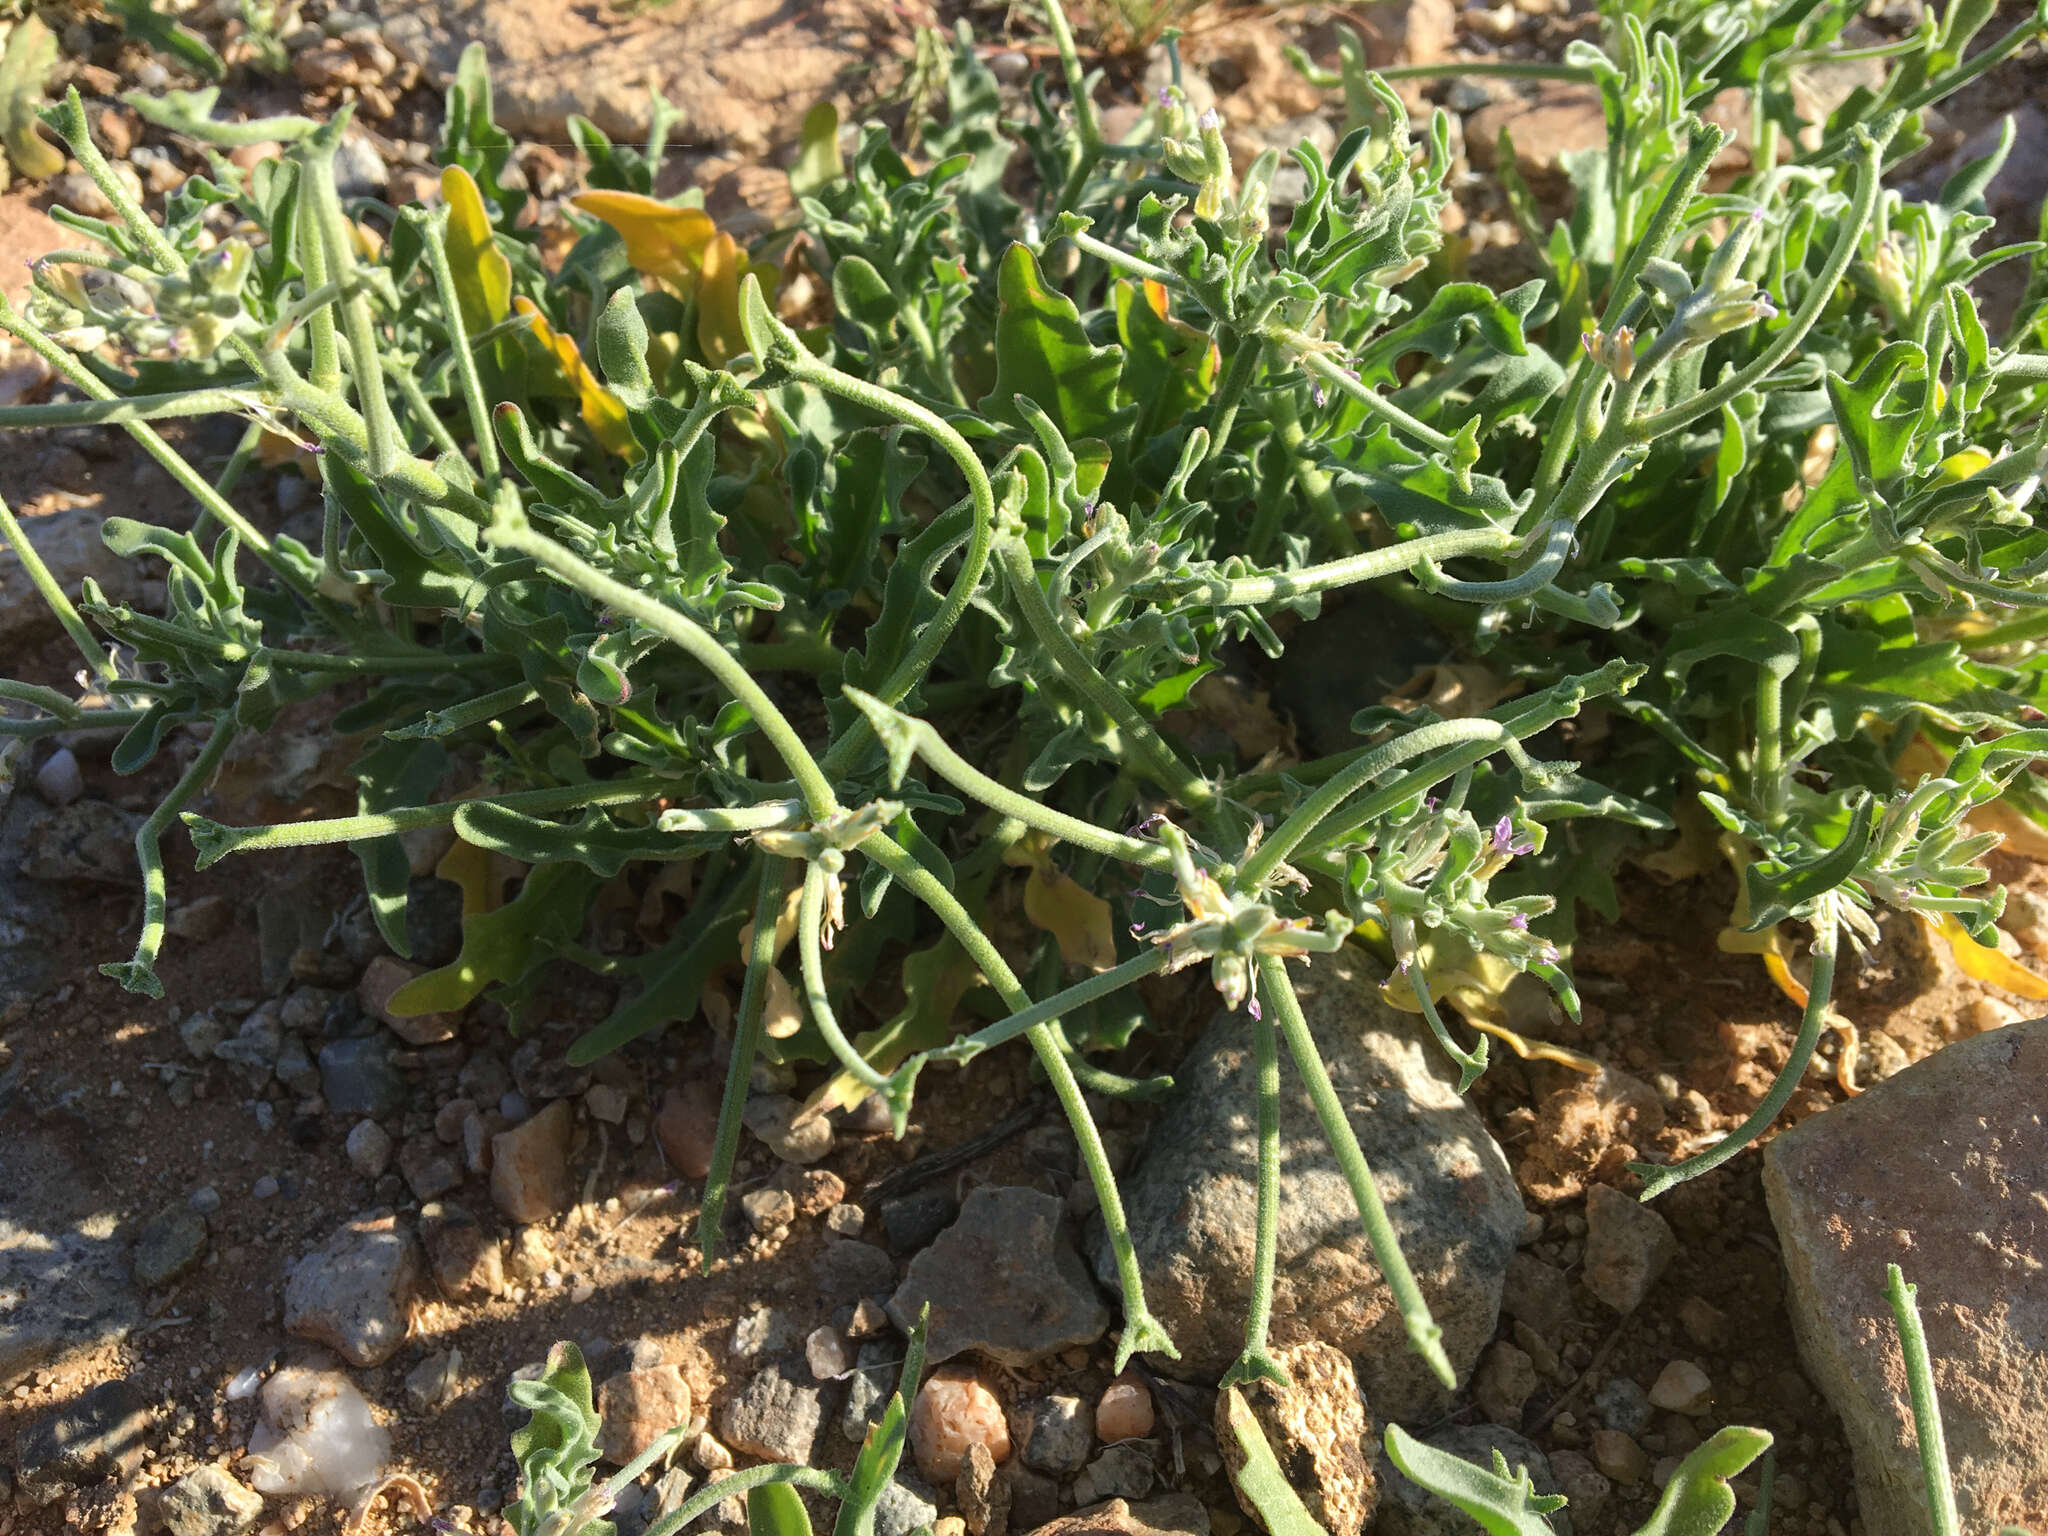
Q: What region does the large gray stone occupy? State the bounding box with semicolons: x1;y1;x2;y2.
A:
0;1125;141;1388
283;1210;420;1368
1764;1019;2048;1536
1091;951;1524;1418
159;1464;264;1536
14;1378;151;1503
890;1185;1109;1367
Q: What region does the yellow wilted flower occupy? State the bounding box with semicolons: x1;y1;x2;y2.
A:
441;165;512;335
571;190;718;289
513;297;639;460
1004;832;1117;972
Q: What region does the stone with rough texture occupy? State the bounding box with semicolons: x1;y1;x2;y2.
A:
283;1211;420;1367
357;954;457;1045
492;1099;575;1223
0;506;147;655
911;1366;1010;1484
381;0;902;152
133;1201;209;1289
1092;952;1523;1416
159;1464;264;1536
1377;1426;1555;1536
0;1127;141;1386
420;1202;505;1300
1764;1019;2048;1536
721;1364;825;1465
1012;1500;1200;1536
1217;1341;1374;1536
14;1379;150;1503
657;1080;720;1178
892;1185;1108;1367
1582;1183;1677;1313
1467;84;1607;178
599;1366;693;1465
1019;1394;1092;1474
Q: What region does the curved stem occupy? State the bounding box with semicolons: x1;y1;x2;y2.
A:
1244;718;1514;888
797;860;889;1094
416;209;502;481
696;856;785;1268
923;948;1170;1063
0;388;279;430
994;536;1216;811
100;719;240;998
1883;1264;1962;1536
486;514;838;818
863;833;1180;1368
1276;340;1457;455
641;1464;850;1536
1259;952;1453;1389
1220;995;1288;1391
1208;527;1515;605
0;491;118;683
1632;124;1888;441
1631;915;1837;1200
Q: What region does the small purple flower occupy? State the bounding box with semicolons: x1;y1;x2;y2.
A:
1341;366;1359;381
1247;997;1262;1020
1158;86;1173;106
1509;912;1529;931
1130;921;1147;937
1311;382;1326;408
1424;795;1439;812
1491;816;1535;857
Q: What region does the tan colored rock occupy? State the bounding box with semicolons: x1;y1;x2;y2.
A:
1013;1499;1201;1536
1473;1341;1538;1426
1590;1428;1647;1486
1467;83;1607;180
1094;1375;1153;1444
597;1366;692;1465
420;1202;504;1300
1582;1183;1677;1313
656;1079;720;1179
1764;1020;2048;1536
491;1099;575;1222
381;0;905;154
911;1366;1010;1485
358;954;458;1045
1647;1359;1712;1415
0;196;69;309
1217;1341;1375;1536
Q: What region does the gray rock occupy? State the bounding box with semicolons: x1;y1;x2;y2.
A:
188;1186;222;1215
1377;1425;1555;1536
817;1239;897;1301
1593;1375;1651;1436
872;1477;939;1536
891;1186;1108;1367
0;506;145;655
732;1305;797;1359
1091;951;1524;1417
179;1011;229;1061
1;1127;143;1385
275;1036;320;1096
721;1363;826;1464
1019;1394;1092;1474
841;1340;897;1443
1073;1442;1157;1504
133;1202;209;1289
159;1463;264;1536
346;1119;394;1178
744;1093;833;1163
20;800;144;885
880;1188;958;1254
14;1379;151;1503
319;1036;407;1117
213;1001;284;1075
1501;1252;1573;1339
1004;1463;1061;1531
1582;1183;1676;1313
405;875;465;967
743;1187;796;1233
512;1038;592;1102
332;132;388;196
283;1210;421;1367
1764;1018;2048;1536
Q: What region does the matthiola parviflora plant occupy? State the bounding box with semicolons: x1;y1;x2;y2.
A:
3;0;2048;1402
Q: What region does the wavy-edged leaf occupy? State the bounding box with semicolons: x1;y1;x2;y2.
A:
980;242;1123;442
1380;1422;1562;1536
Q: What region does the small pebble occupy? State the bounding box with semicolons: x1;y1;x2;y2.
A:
806;1327;850;1381
1647;1360;1712;1415
826;1203;866;1237
910;1366;1010;1483
1590;1428;1648;1485
742;1187;797;1234
691;1430;733;1472
34;748;83;806
1094;1374;1154;1443
345;1119;394;1177
252;1175;280;1199
188;1186;222;1215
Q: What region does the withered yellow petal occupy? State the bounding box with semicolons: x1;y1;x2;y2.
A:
572;190;717;289
440;165;512;334
1931;911;2048;1000
1023;866;1117;973
513;297;640;460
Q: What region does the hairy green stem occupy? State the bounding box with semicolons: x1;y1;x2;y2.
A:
1276;338;1457;455
0;387;280;430
486;513;839;818
1042;0;1104;214
416;209;503;480
0;491;118;683
696;856;785;1268
1204;331;1263;467
1259;952;1453;1387
798;859;890;1094
863;833;1179;1368
994;536;1216;811
1209;527;1517;605
1220;995;1288;1391
305;118;399;477
101;719;240;997
1632;915;1838;1200
1883;1264;1963;1536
